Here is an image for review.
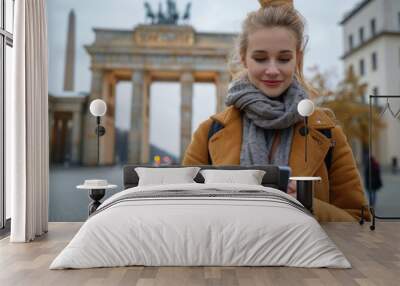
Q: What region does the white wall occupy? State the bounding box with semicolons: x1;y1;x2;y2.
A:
344;39;387;95
343;0;400;52
342;0;384;53
341;0;400;166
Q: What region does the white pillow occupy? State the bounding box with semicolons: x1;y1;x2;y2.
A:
200;169;266;185
135;167;201;186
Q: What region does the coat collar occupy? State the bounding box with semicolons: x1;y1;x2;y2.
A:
209;106;336;187
211;106;241;127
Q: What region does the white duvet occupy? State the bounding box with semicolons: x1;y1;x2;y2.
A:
50;183;351;269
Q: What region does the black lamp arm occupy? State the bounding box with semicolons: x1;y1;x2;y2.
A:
95;116;106;137
304;117;308;163
95;116;106;166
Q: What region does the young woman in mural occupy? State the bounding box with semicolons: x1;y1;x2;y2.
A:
182;0;370;222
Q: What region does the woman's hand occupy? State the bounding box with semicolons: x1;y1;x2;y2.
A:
287;180;297;198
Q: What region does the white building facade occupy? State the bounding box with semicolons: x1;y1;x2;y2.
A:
341;0;400;166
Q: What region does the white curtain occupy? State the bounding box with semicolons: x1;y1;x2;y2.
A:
7;0;49;242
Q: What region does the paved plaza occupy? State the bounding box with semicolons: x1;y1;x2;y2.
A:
373;168;400;217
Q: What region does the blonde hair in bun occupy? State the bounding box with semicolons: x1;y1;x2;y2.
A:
258;0;294;9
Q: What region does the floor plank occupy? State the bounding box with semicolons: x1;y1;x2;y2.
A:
0;222;399;286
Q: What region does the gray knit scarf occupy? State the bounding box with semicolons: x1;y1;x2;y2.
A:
225;76;308;166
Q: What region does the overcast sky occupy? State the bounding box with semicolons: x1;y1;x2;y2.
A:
47;0;361;157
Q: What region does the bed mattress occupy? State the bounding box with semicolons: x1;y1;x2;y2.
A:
50;183;350;269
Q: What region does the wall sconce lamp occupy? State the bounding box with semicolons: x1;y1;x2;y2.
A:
89;99;107;165
292;99;320;214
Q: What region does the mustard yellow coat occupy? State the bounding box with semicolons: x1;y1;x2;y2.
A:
182;106;370;222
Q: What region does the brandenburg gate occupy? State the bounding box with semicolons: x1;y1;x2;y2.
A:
82;24;235;165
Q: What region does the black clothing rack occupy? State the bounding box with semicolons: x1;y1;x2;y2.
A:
359;95;400;230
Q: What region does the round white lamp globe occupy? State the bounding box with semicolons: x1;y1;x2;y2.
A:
90;99;107;117
297;99;315;117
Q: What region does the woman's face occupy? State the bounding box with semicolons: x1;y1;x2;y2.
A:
243;27;299;98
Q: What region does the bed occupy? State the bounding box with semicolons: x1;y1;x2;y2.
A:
50;165;350;269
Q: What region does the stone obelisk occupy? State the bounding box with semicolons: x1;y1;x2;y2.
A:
63;10;75;91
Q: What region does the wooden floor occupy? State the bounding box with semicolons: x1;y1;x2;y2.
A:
0;222;399;286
